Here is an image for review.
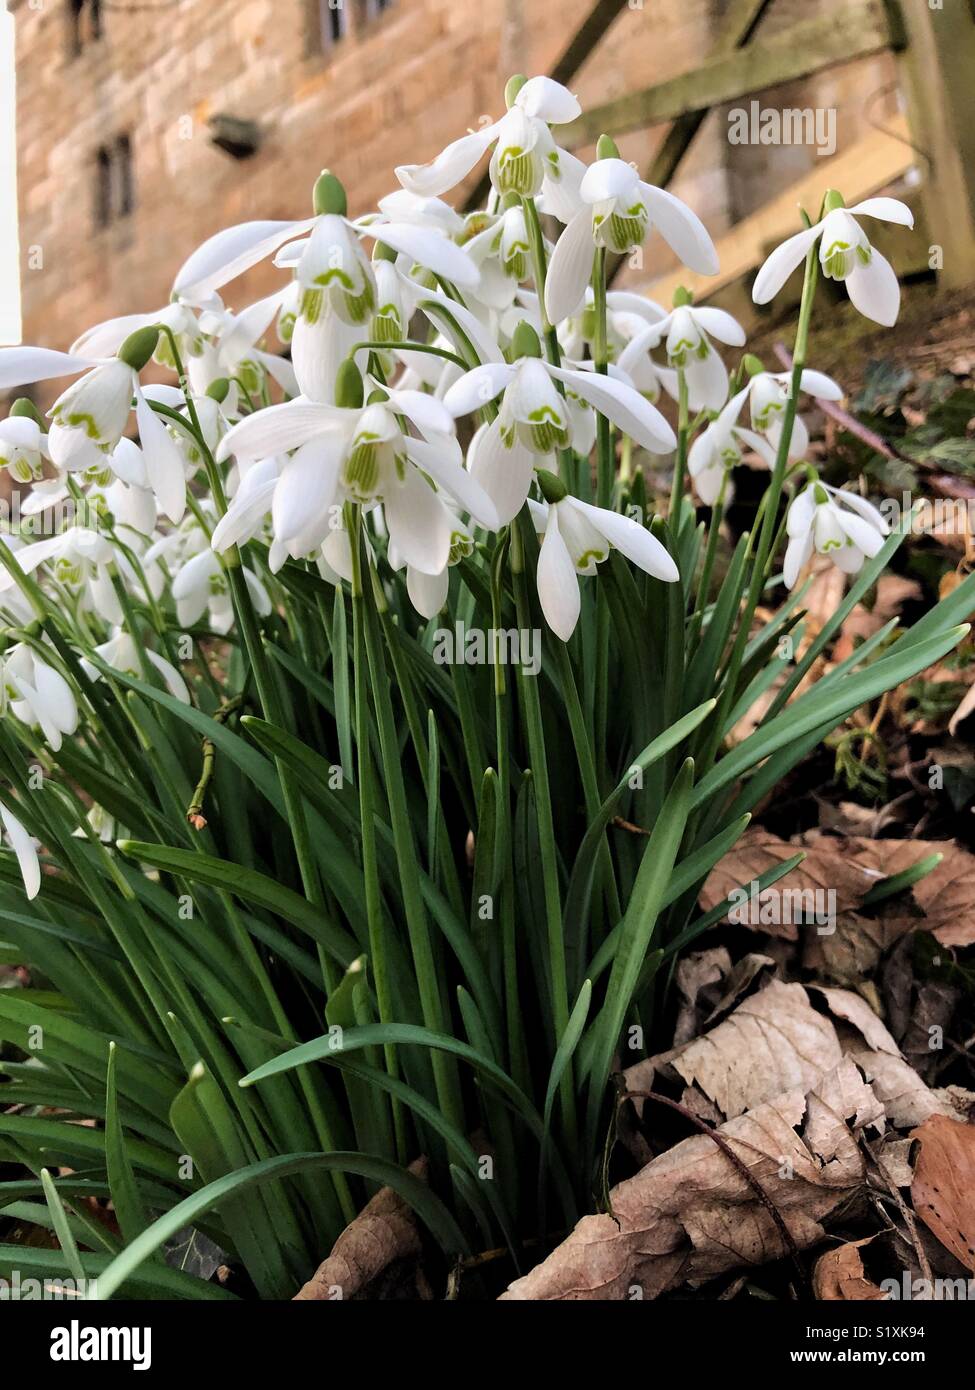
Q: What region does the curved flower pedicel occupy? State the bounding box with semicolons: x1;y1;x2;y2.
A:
753;193;914;326
544;155;719;324
784;480;889;588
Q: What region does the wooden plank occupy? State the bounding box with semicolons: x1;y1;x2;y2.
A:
549;0;630;86
561;0;899;147
641;0;775;194
641;113;912;309
897;0;975;289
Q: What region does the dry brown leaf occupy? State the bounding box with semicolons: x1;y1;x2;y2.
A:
813;985;900;1055
500;1059;879;1301
844;837;975;947
847;1048;975;1130
702;829;975;949
812;1237;887;1300
673;948;731;1048
910;1115;975;1273
293;1158;427;1300
663;980;843;1121
699;829;873;941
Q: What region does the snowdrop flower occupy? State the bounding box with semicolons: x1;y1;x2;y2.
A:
396;75;584;221
783;480;888;588
545;155;718;324
187;292;298;399
1;643;78;751
0;329;188;522
172;170;477;315
170;545;271;635
742;361;844;460
0;403;49;484
81;629;189;704
753;193;914;326
528;472;679;640
618;297;746;413
389;506;474;620
0;801;40;900
461;203;536;311
688;387;777;506
215;362;497;576
444;322;676;525
0;525;121;621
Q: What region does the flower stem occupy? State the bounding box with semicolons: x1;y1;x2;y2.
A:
592;247;614;508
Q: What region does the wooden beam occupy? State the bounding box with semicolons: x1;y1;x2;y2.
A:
641;0;775;194
642;113;913;310
461;0;629;211
561;0;900;147
897;0;975;289
548;0;630;86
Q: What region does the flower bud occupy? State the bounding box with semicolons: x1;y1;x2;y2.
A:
536;469;567;504
206;377;231;403
313;169;348;218
510;320;542;361
10;398;45;428
504;74;527;109
117;327;160;372
335;358;364;410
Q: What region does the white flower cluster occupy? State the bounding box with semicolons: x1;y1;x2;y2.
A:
0;74;911;898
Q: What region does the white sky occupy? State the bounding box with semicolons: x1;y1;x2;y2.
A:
0;0;22;346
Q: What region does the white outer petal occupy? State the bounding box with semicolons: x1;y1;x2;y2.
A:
0;802;40;900
384;469;452;575
536;507;581;641
216;399;349;462
640;183;719;276
173;218;314;302
369;223;480;290
395;124;500;197
406;437;499;529
846;248;900;327
467;417;535;526
847;197;914;227
569;498;679;581
544;209;595;325
135;387;186;524
516;76;581;124
547;364;677;453
272;435;343;544
752;223;822;305
442;363;516;418
406;564;450;619
691;306;746;346
0;347;95;391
